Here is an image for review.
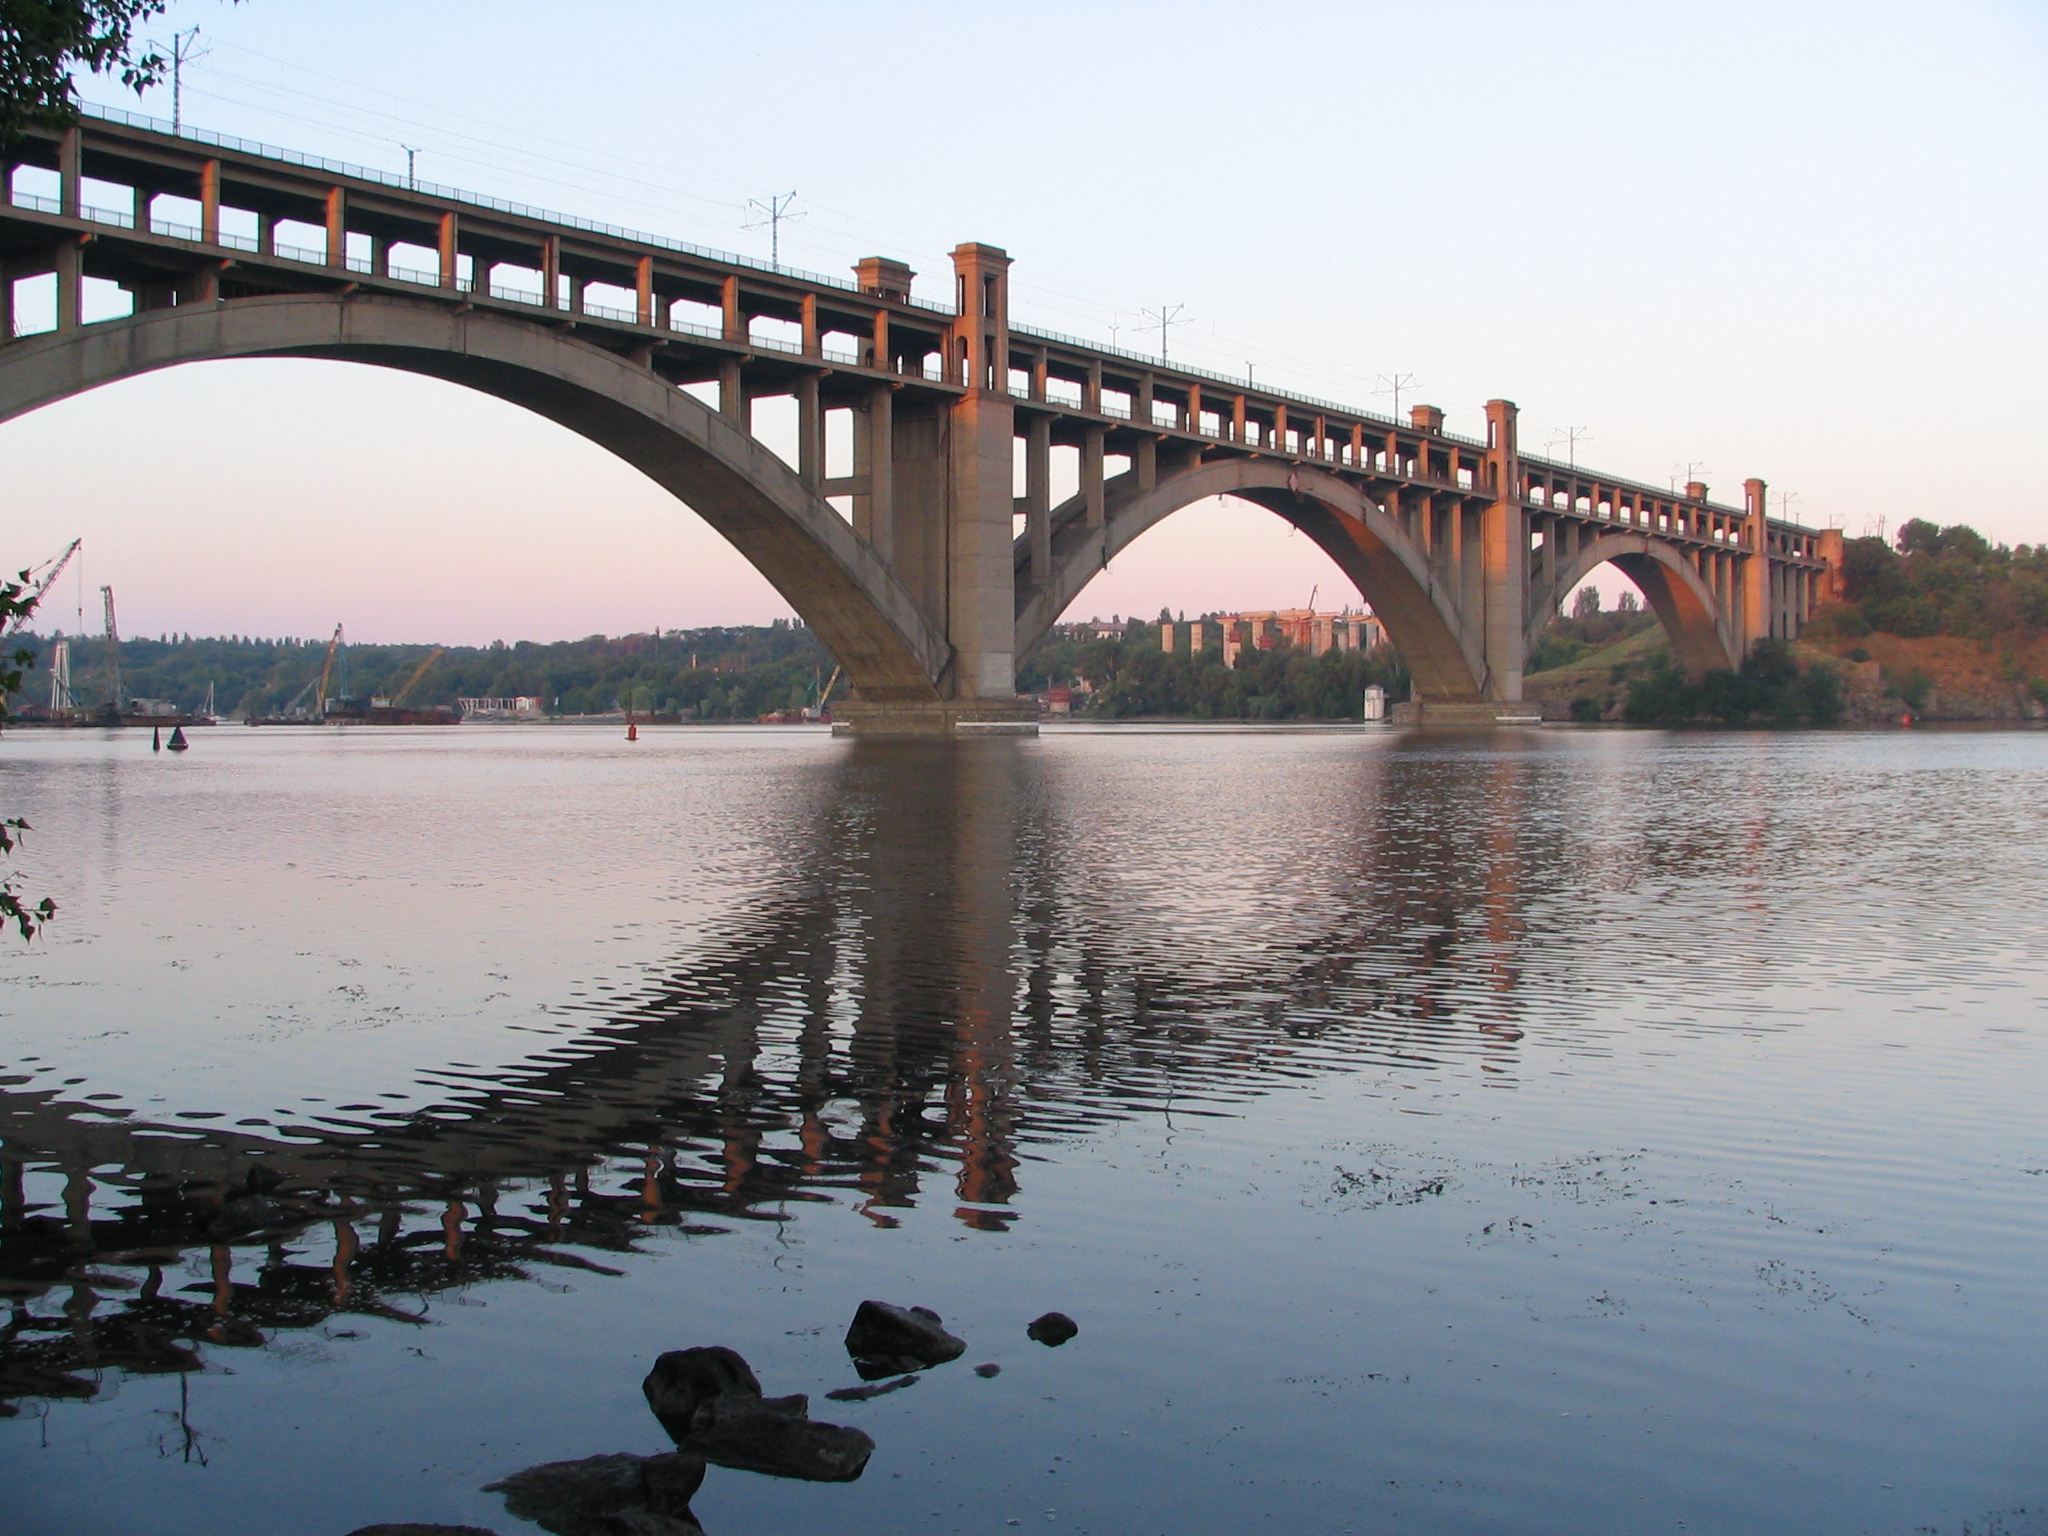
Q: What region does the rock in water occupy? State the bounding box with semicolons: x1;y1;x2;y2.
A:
345;1527;503;1536
973;1362;1002;1378
642;1343;875;1483
685;1391;875;1481
483;1452;705;1536
642;1346;764;1440
844;1300;967;1371
1026;1312;1079;1346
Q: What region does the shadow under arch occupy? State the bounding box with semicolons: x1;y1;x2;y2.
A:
1014;459;1486;701
0;293;949;702
1534;532;1736;679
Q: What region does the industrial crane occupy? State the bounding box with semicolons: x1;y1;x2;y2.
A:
389;647;444;708
2;539;81;639
100;585;122;713
312;623;344;719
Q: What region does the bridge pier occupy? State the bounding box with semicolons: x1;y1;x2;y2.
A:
831;243;1038;735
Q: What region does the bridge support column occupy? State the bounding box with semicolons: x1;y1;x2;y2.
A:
52;237;80;332
1741;478;1770;656
835;243;1034;735
942;243;1025;707
1479;399;1527;701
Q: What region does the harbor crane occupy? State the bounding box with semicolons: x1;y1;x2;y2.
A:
101;585;122;712
313;623;344;718
2;539;81;639
389;647;444;708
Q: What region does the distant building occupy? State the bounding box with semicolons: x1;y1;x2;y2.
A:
457;696;545;719
1159;609;1385;668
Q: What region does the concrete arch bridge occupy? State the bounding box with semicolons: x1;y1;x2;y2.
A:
0;110;1838;730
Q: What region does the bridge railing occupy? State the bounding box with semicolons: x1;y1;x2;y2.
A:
1008;322;1489;448
76;102;915;306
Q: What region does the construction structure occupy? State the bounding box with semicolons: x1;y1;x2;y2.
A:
0;110;1836;732
1159;609;1385;668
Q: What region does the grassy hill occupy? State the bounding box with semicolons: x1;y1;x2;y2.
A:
1522;625;1673;718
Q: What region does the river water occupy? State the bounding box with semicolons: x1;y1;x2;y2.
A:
1;723;2044;1536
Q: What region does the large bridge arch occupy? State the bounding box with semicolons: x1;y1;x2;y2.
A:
1535;532;1736;678
1015;459;1486;701
0;294;949;702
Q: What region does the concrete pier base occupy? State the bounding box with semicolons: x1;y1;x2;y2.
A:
830;699;1040;737
1391;701;1544;728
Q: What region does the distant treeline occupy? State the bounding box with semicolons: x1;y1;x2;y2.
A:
1811;519;2048;642
1021;615;1409;720
13;622;838;720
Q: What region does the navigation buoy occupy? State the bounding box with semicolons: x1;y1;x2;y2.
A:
626;721;638;742
151;726;161;752
167;725;189;752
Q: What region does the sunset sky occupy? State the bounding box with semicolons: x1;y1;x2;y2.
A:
6;0;2042;645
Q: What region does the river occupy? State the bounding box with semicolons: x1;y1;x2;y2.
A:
1;723;2043;1536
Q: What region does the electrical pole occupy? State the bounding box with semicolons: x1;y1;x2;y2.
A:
154;28;208;133
1139;303;1188;360
1375;372;1416;417
743;191;802;270
401;144;422;190
1548;426;1591;472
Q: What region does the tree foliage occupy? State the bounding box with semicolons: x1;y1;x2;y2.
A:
0;573;55;939
0;0;169;144
1816;519;2048;642
1621;638;1842;727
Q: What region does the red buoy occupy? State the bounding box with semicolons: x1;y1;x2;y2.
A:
626;721;638;741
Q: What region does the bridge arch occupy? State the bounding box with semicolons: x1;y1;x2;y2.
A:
1016;459;1486;701
1535;532;1736;678
0;294;950;702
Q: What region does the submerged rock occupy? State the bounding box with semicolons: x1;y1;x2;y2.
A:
843;1300;966;1373
345;1527;502;1536
685;1392;874;1481
1026;1312;1079;1346
825;1373;920;1402
482;1450;705;1536
973;1362;1002;1378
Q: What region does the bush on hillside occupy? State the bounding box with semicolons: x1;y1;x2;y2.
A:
1622;639;1843;726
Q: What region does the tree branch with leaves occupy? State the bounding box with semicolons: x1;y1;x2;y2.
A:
0;574;55;939
1;0;172;144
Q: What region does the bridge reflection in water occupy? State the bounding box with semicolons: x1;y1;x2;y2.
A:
0;733;1546;1414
